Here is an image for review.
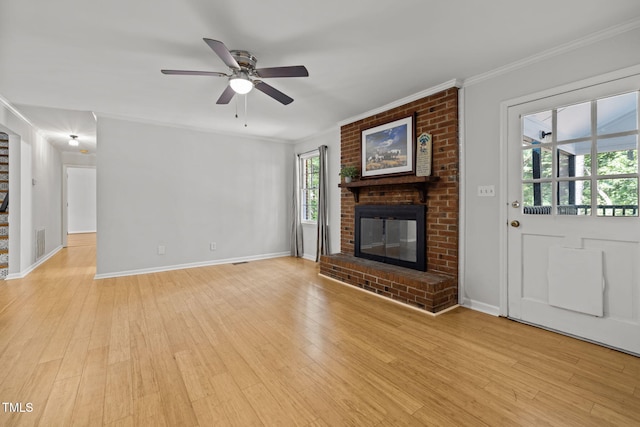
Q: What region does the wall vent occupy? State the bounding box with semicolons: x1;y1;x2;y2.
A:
36;227;45;259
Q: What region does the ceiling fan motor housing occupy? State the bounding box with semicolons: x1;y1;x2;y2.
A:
230;50;257;72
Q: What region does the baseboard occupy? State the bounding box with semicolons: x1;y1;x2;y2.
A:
94;251;291;280
302;253;316;262
6;245;64;280
461;298;500;316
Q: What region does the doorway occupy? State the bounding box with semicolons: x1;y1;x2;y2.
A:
63;166;96;247
505;72;640;355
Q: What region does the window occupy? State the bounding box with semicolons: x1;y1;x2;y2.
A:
521;90;639;217
300;151;319;222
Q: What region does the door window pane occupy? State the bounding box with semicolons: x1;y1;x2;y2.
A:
523;182;552;215
523;111;552;144
596;135;638;176
558;141;591;178
597;178;638;216
557;101;591;141
557;180;591;215
597;92;638;135
522;147;552;180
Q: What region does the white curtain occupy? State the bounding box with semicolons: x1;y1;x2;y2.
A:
316;145;330;261
291;153;303;257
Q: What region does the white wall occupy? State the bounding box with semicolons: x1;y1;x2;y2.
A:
462;27;640;313
96;117;293;277
67;167;96;233
0;100;63;277
293;127;341;260
62;151;97;167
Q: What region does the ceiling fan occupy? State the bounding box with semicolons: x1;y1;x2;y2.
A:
161;38;308;105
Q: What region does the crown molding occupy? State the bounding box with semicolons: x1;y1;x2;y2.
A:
0;94;37;129
464;17;640;87
338;78;463;127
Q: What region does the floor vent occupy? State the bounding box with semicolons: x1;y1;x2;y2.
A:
36;227;45;259
232;261;249;265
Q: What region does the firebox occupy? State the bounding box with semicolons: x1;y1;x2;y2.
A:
354;204;426;271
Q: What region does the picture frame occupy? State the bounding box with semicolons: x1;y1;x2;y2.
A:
361;115;414;178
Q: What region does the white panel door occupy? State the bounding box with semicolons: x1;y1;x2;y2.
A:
507;74;640;355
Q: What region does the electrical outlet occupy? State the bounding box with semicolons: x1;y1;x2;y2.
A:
210;242;216;251
158;245;165;255
477;185;496;197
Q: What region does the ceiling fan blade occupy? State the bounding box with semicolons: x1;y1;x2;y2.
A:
216;85;236;104
254;81;293;105
255;66;309;78
203;38;240;70
161;70;228;77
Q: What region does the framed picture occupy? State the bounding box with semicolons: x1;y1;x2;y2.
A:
361;115;414;177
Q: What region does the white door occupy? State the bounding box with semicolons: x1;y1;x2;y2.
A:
507;73;640;355
67;167;97;234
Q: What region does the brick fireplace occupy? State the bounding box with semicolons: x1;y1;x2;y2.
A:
320;87;459;313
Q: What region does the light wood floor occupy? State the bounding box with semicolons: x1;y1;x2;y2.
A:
66;233;97;248
0;235;639;426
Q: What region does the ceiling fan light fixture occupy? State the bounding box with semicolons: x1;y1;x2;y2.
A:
68;135;79;147
229;72;253;94
162;39;308;105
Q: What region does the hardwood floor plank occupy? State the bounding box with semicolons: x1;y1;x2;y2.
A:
191;395;230;426
129;313;160;399
71;346;108;426
107;279;132;365
257;377;318;426
56;337;90;380
299;357;387;425
38;375;81;426
207;372;263;426
531;391;603;427
242;382;305;426
1;237;639;426
88;282;115;350
591;402;640;426
132;392;167;426
103;360;133;424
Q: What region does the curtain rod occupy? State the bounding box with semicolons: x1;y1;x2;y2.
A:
297;148;319;157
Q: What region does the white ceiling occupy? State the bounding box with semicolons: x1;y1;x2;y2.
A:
2;0;640;153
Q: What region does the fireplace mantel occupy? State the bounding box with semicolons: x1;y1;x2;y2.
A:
339;175;440;202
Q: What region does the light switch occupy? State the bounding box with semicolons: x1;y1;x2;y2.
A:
478;185;495;197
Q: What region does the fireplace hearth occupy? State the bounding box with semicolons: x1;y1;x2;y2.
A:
355;204;426;271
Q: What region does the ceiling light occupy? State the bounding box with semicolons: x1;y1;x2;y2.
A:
229;72;253;94
68;135;79;146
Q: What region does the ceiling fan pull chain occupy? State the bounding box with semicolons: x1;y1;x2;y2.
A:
244;94;248;127
235;95;239;119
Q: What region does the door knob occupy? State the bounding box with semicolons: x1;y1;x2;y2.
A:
510;220;520;228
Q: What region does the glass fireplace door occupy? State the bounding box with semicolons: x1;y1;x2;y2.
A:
355;205;426;271
360;218;417;263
